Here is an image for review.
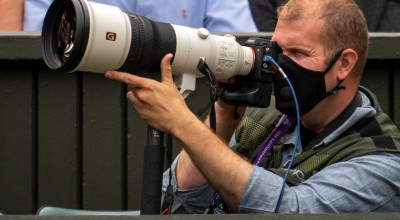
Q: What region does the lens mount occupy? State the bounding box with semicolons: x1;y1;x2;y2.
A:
41;0;90;72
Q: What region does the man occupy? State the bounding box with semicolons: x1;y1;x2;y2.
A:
23;0;257;32
106;0;400;214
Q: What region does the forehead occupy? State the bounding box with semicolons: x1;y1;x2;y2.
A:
273;19;325;51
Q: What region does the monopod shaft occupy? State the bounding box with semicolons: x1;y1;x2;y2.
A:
140;126;165;215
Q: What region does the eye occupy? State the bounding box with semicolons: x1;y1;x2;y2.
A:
291;50;307;57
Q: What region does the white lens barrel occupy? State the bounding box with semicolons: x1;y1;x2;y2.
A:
171;25;254;79
73;0;132;73
67;1;255;78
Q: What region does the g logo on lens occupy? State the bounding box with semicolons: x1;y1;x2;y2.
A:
106;32;116;41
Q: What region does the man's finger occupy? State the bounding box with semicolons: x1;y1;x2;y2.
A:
105;70;145;87
224;34;236;40
160;53;174;84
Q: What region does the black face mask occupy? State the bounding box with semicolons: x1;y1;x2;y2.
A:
274;51;344;117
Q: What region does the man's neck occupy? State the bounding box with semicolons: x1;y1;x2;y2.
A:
300;89;357;134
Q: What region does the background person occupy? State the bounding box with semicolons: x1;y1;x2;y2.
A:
23;0;258;32
356;0;400;32
249;0;400;32
0;0;24;30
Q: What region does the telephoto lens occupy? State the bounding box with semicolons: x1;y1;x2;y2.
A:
41;0;254;97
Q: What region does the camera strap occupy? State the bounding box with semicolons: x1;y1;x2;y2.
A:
161;134;174;215
197;58;219;132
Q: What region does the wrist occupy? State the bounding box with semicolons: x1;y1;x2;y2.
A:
215;101;246;120
170;111;204;139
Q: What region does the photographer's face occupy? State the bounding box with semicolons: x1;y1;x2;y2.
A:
271;18;341;117
273;19;329;73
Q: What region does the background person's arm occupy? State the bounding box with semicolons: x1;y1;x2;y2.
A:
0;0;24;31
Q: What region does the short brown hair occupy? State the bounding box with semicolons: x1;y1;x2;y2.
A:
277;0;369;81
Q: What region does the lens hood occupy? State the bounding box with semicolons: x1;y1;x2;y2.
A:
41;0;90;72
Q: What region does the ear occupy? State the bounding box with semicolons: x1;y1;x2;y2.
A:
336;49;358;81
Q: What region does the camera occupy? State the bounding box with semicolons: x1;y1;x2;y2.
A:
41;0;279;107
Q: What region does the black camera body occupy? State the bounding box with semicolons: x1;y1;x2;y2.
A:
220;37;281;108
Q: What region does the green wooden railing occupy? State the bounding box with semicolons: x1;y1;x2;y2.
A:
0;32;399;216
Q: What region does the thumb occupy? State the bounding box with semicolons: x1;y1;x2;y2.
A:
160;53;174;84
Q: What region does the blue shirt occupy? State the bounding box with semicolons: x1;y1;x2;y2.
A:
23;0;258;32
162;91;400;213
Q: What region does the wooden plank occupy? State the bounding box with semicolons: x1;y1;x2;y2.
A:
36;64;80;209
81;73;124;210
1;32;400;214
127;104;147;210
361;60;390;114
367;33;400;60
0;61;35;214
0;32;42;60
2;32;400;61
393;61;400;129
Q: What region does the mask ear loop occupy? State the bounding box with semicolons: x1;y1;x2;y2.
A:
328;80;346;95
324;49;346;96
323;50;345;74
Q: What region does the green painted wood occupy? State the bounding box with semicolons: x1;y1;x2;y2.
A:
2;32;400;60
81;73;124;210
37;64;80;209
1;32;400;214
0;61;35;214
0;32;42;60
361;60;391;114
367;33;400;59
394;62;400;129
127;103;147;210
361;59;400;129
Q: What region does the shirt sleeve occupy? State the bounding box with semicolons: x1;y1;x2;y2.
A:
240;153;400;213
23;0;53;31
204;0;258;32
162;154;215;214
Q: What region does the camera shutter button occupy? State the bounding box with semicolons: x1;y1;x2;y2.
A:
197;28;210;39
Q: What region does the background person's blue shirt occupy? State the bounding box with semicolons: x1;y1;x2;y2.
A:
23;0;258;32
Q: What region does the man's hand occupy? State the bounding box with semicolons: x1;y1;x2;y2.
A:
105;53;193;135
105;44;252;213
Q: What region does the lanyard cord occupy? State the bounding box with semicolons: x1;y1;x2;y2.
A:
197;56;301;214
197;56;300;214
252;115;296;166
